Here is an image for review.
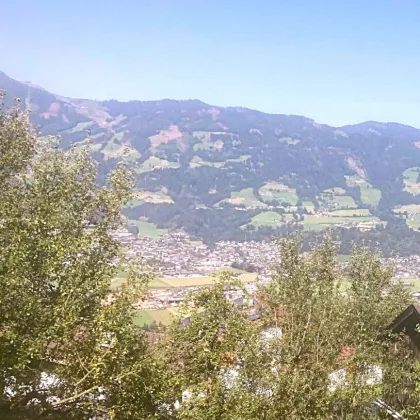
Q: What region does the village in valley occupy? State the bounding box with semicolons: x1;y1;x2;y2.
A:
111;230;420;328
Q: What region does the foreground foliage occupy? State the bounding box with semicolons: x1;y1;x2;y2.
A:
1;100;419;419
0;98;159;419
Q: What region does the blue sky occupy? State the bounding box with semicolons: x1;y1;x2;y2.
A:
1;0;420;126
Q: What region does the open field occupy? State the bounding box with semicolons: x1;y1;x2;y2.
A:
394;204;420;214
138;156;180;174
407;214;420;230
112;272;258;291
128;219;168;238
402;277;420;292
259;182;298;205
219;188;267;208
102;138;141;161
303;200;315;213
189;155;225;168
131;190;173;204
346;175;381;206
64;121;93;133
320;192;357;209
134;308;179;327
303;214;381;231
360;186;381;207
245;211;292;228
192;132;226;151
226;155;251;163
158;272;257;288
403;167;420;195
329;209;371;217
324;187;346;194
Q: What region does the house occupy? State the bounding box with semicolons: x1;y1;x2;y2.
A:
388;304;420;360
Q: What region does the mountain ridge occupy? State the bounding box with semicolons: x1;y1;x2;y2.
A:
2;69;420;252
3;70;418;130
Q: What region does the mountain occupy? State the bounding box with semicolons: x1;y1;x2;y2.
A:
2;70;420;252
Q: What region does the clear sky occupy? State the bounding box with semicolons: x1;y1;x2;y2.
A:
1;0;420;127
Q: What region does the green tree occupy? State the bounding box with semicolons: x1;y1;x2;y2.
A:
0;96;161;419
162;237;419;419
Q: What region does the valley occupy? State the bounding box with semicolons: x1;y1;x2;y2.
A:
2;69;420;254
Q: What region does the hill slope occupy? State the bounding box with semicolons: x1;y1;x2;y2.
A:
2;70;420;249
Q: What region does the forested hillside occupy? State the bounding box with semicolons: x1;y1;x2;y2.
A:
2;70;420;253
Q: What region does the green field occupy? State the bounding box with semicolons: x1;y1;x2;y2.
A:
159;273;257;288
303;200;315;213
112;272;258;291
64;121;92;133
324;187;346;194
329;209;371;217
303;214;381;231
245;211;293;228
192;131;226;151
189;155;224;168
128;220;168;238
345;175;381;206
219;188;267;208
259;182;298;205
404;167;420;183
393;205;420;230
407;214;420;230
394;204;420;214
102;138;141;161
138;157;180;174
134;308;179;327
403;167;420;195
402;277;420;292
320;193;357;210
226;155;251;163
360;188;381;207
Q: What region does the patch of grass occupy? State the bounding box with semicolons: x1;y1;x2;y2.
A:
134;308;179;327
192;131;228;152
345;176;381;206
302;200;315;213
138;157;180;173
394;204;420;214
324;187;346;194
112;131;125;141
102;137;141;161
303;214;381;231
407;214;420;230
219;188;267;208
125;199;144;208
128;220;168;238
159;276;216;288
189;156;224;168
131;190;173;204
226;155;251;163
64;121;92;133
259;182;298;205
113;272;258;294
404;167;420;183
245;211;291;229
329;209;371;217
320;192;357;209
403;167;420;195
